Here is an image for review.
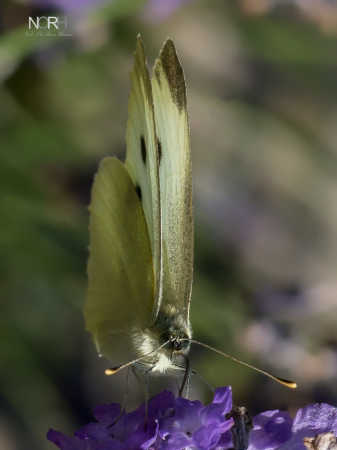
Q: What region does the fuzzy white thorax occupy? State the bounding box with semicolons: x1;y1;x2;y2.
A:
131;302;192;374
131;327;173;373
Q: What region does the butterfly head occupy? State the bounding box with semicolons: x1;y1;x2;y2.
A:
160;327;190;354
130;304;191;373
156;305;192;356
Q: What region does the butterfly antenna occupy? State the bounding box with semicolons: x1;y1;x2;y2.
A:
188;339;297;389
105;339;170;376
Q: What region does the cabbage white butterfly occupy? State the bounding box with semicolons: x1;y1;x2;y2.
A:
85;36;296;390
85;36;192;379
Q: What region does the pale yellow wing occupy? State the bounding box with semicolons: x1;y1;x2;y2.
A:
151;39;193;321
85;157;153;357
125;36;161;321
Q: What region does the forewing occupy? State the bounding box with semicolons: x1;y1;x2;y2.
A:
85;157;153;357
151;39;193;320
125;36;161;321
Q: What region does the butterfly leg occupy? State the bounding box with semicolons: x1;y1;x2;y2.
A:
173;363;215;397
131;365;154;427
178;355;191;398
192;368;215;395
108;367;131;427
121;366;131;414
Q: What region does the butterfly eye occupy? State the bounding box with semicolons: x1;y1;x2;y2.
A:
169;335;190;352
173;340;182;351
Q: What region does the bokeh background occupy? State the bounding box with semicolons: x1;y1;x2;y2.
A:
1;0;337;448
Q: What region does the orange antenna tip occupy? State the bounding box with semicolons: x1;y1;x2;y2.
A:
105;367;120;376
277;378;298;389
103;339;171;377
188;339;297;390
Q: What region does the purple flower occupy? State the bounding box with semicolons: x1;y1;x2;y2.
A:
47;387;337;450
47;387;234;450
249;403;337;450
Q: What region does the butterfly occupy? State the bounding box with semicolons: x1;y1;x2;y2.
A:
84;36;296;391
85;36;193;380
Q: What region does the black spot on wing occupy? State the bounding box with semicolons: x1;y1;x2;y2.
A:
135;184;142;201
140;135;146;164
157;138;162;165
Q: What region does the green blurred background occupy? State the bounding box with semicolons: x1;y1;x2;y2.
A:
1;0;337;448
